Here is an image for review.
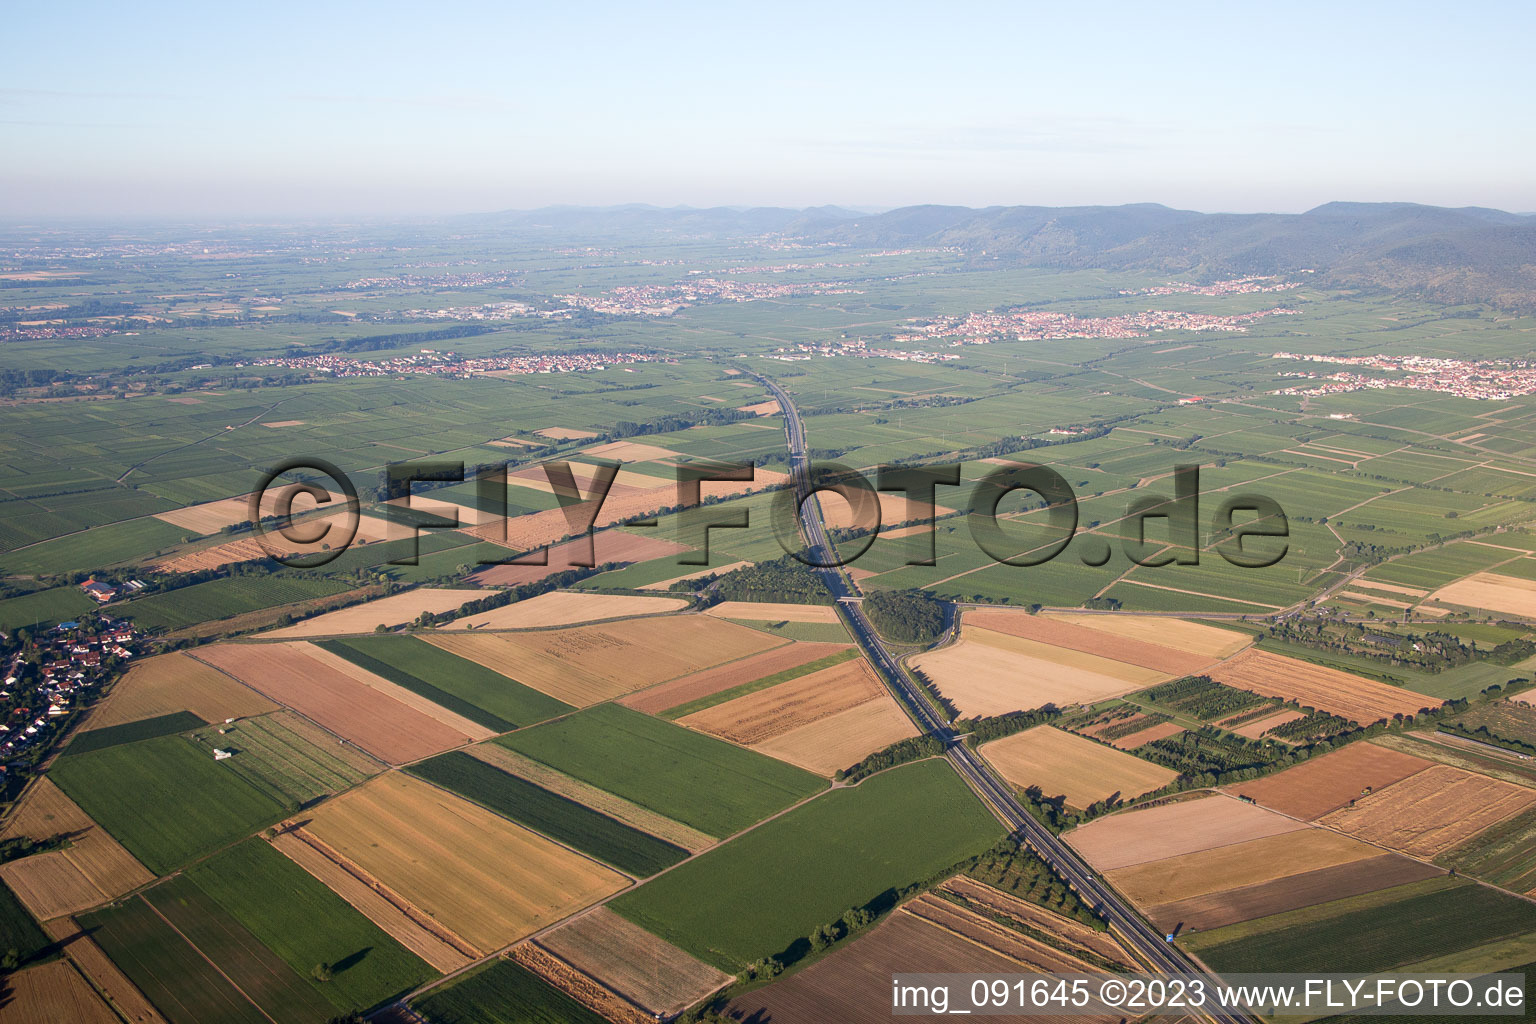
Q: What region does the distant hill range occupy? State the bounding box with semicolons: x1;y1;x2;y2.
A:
486;201;1536;310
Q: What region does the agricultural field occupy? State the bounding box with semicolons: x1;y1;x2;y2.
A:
1230;741;1435;819
0;584;95;633
187;711;383;806
444;590;688;629
47;734;288;874
300;772;629;953
703;600;841;622
468;529;690;587
909;624;1161;717
0;961;120;1024
412;958;608;1024
980;725;1178;808
82;650;277;730
193;642;474;763
1438;803;1536;894
261;587;484;636
1181;877;1536;975
119;575;352;631
426;613;785;706
63;710;206;756
318;633;571;731
621;640;852;715
0;776;154;920
408;751;689;877
532;907;732;1018
966;607;1223;675
1044;613;1252;659
1065;794;1308;872
1429;571;1536;617
1439;698;1536;753
498;703;824;838
1210;648;1440;723
609;759;1004;970
1318;763;1536;858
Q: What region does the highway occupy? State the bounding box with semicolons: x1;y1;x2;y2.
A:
755;372;1258;1024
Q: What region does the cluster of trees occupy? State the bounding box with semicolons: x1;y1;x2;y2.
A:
863;589;946;645
965;840;1107;931
960;707;1061;746
835;734;945;783
701;556;831;604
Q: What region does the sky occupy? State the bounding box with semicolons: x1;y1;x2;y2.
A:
4;1;1533;219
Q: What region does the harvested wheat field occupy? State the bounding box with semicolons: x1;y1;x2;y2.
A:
1066;794;1308;872
1105;827;1380;907
154;488;346;534
579;440;682;462
1107;719;1185;750
386;494;501;527
909;626;1159;717
303;773;628;953
1430;572;1536;617
1225;707;1307;741
966;608;1219;676
536;426;599;439
821;491;953;531
0;960;120;1024
1319;763;1536;858
1044;613;1251;660
262;587;482;637
1211;648;1439;724
981;726;1177;809
297;642;496;740
703;601;840;623
901;892;1114;973
621;642;851;715
1231;742;1435;820
1140;854;1445;933
637;560;752;590
465;745;715;852
270;831;474;973
512;945;654;1024
0;777;154;919
445;591;688;630
468;530;690;587
83;651;276;731
679;657;885;745
193;643;471;764
152;510;398;572
426;615;783;707
943;876;1137;969
536;907;732;1017
738;400;781;416
43;918;168;1024
753;693;919;776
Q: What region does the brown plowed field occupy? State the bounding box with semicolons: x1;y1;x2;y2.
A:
1210;648;1439;724
536;907;732;1017
464;744;715;852
965;609;1218;675
981;726;1178;809
1230;741;1435;820
193;644;471;764
425;614;783;707
261;588;483;637
703;601;840;622
511;945;653;1024
1044;613;1251;659
467;530;690;587
1141;853;1445;933
0;960;122;1024
1109;720;1185;750
1319;763;1536;858
724;913;1132;1024
1066;794;1308;872
301;773;628;952
1105;828;1379;906
752;693;919;776
444;591;687;630
678;657;883;745
910;626;1159;717
269;831;473;973
0;777;153;919
942;877;1136;969
84;651;277;730
299;642;496;740
44;917;168;1024
617;641;847;712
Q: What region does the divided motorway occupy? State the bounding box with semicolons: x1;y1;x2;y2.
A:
755;373;1257;1024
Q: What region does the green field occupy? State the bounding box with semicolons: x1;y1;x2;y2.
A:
188;713;382;805
121;575;352;631
79;895;274;1024
0;515;189;576
496;703;824;839
413;959;607;1024
63;710;206;756
186;839;436;1011
725;618;853;643
48;735;288;874
0;585;95;632
318;635;571;731
407;751;687;877
660;647;857;718
0;879;52;967
1183;878;1536;975
609;758;1005;969
1438;804;1536;893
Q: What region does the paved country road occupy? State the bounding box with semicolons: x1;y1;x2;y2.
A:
755;372;1259;1024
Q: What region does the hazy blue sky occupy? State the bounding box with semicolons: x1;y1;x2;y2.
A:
4;1;1532;218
